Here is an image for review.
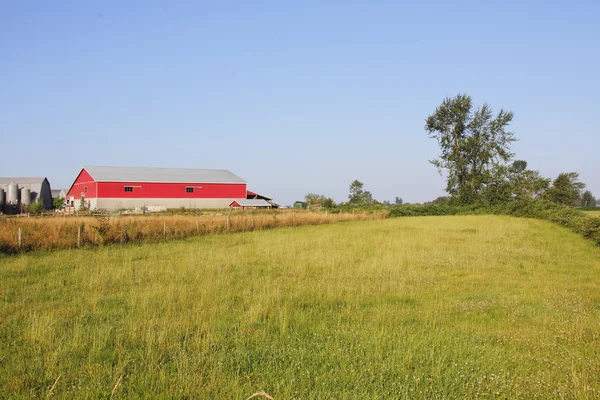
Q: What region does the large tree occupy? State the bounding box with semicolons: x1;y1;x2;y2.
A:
545;172;586;206
508;160;551;201
304;193;336;208
580;190;597;207
425;94;516;204
348;180;373;204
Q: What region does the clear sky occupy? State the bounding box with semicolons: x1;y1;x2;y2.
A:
1;1;598;206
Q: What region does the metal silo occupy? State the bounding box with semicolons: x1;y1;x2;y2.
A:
0;188;5;208
7;182;18;204
21;187;31;206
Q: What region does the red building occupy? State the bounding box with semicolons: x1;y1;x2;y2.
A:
67;166;248;211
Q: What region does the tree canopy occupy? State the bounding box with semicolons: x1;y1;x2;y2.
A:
580;190;597;208
348;180;373;204
304;193;335;209
425;94;515;205
545;173;586;206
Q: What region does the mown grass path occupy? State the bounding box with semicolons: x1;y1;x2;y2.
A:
1;216;599;398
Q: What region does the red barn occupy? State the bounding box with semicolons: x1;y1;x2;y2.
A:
66;166;248;211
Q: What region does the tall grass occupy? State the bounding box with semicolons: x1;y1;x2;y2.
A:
389;200;600;246
0;210;385;253
1;216;599;398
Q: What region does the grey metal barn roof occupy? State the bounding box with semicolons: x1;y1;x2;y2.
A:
84;166;246;184
0;177;47;185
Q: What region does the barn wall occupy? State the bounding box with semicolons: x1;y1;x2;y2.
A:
96;198;239;210
97;182;246;199
67;169;98;200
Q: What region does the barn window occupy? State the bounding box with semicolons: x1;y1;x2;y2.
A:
186;187;194;193
84;186;88;193
124;186;133;192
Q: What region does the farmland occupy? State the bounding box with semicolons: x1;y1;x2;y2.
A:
1;216;599;398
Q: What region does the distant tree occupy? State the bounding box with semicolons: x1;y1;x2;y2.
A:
53;197;65;210
382;200;391;206
304;193;336;209
545;173;586;206
425;94;516;204
304;193;321;206
431;196;450;205
395;197;403;205
580;190;597;208
321;197;336;209
348;180;373;204
507;160;551;201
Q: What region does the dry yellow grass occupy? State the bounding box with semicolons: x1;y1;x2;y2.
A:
0;210;385;252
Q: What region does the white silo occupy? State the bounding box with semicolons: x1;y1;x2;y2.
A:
21;187;31;206
7;182;18;204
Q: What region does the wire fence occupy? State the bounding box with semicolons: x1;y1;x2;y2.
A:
0;210;387;253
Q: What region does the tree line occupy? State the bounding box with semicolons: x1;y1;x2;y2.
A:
425;94;596;208
302;94;596;209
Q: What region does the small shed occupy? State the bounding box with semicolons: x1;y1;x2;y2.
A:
51;189;67;199
229;199;273;209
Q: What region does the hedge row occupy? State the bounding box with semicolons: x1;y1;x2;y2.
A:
388;200;600;246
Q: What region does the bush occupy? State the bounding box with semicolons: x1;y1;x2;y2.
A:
24;200;44;215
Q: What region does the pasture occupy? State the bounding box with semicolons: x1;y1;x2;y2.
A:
1;216;599;398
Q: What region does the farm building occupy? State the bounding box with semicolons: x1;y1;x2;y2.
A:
229;199;273;209
0;177;53;212
66;166;268;211
51;189;67;200
246;190;280;208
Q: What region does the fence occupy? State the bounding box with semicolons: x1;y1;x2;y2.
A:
0;210;387;253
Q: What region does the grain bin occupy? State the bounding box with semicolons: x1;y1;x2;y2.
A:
21;187;31;206
0;188;5;208
7;181;18;204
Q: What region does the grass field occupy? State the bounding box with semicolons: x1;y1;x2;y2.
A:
1;216;599;398
582;210;600;217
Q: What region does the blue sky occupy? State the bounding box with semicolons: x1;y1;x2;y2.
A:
1;1;598;205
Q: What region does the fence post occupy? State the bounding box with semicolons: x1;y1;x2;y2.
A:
196;215;199;234
18;227;22;249
163;221;166;238
227;206;233;231
77;225;81;248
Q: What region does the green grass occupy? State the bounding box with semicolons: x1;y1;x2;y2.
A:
1;216;599;398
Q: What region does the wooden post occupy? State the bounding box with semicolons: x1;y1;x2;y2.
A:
227;206;233;231
18;227;22;248
163;221;166;237
196;215;199;234
77;225;81;248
